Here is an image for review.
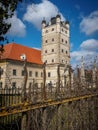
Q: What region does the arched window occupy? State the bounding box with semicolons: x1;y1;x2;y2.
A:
62;49;64;53
45;50;47;53
52;49;54;52
62;39;64;42
52;38;54;41
65;30;67;34
45;30;48;33
62;60;64;63
62;28;64;32
52;28;54;31
65;40;67;44
52;59;54;62
45;40;48;43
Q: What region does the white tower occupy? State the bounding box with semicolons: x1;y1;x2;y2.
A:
41;14;70;85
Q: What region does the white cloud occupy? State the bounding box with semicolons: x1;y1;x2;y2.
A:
71;50;98;68
71;39;98;67
7;12;26;37
23;0;65;29
80;39;98;51
80;10;98;35
71;50;97;61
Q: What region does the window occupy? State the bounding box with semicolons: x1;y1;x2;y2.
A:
45;30;48;33
0;82;2;89
62;39;64;42
65;31;67;34
13;69;16;76
66;51;68;54
45;40;48;43
21;70;25;76
29;71;32;77
62;60;64;63
52;59;54;62
35;72;38;77
52;28;54;31
52;49;54;52
12;82;16;89
52;38;54;41
62;28;64;32
65;40;67;44
62;49;64;53
45;50;47;53
48;72;51;77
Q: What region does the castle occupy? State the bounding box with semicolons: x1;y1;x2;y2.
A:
0;14;70;89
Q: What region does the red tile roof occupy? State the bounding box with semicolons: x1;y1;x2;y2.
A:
1;43;43;64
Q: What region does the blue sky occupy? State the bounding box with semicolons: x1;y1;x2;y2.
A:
5;0;98;66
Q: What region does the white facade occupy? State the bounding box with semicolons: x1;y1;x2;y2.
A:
0;60;43;89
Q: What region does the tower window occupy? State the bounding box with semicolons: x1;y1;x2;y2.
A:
65;31;67;34
45;30;48;33
45;50;47;53
45;40;48;43
62;49;64;53
62;39;64;42
66;51;68;54
52;38;54;41
62;60;64;63
52;59;54;62
48;72;51;77
52;49;54;52
52;28;54;31
62;29;64;32
65;40;67;44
